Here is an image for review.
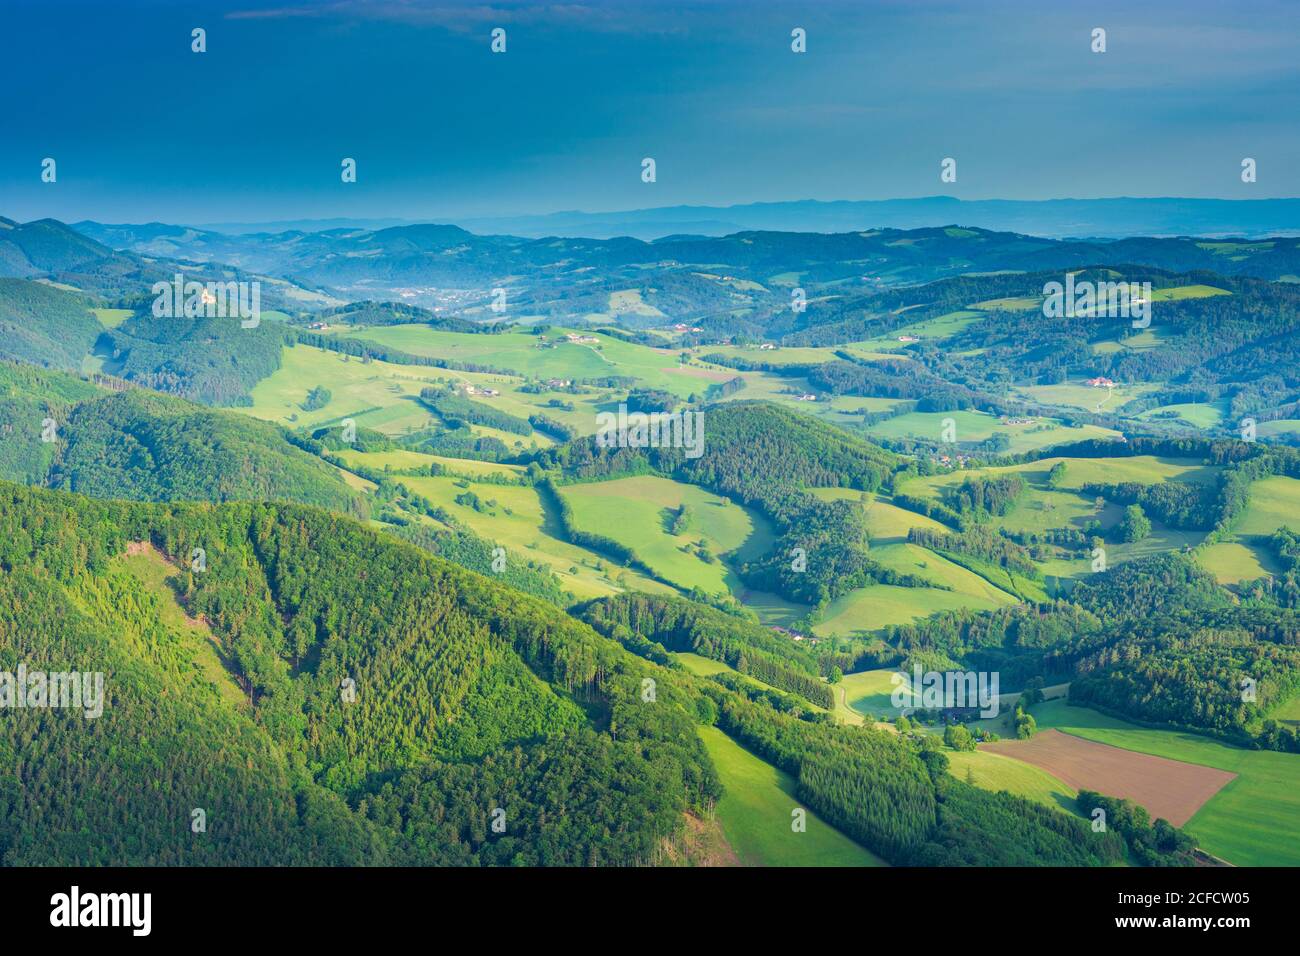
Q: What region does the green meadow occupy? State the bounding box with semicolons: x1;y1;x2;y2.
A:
1136;401;1227;429
862;408;1118;453
1016;381;1162;413
843;309;986;353
398;473;672;599
1198;475;1300;584
809;489;949;544
815;577;1011;637
696;725;885;867
837;668;913;721
558;475;776;595
92;307;133;328
696;344;841;367
945;749;1077;812
334;325;738;399
334;447;525;480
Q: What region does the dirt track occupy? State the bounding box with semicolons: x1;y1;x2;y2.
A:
983;729;1236;826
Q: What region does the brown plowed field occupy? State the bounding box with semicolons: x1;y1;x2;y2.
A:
983;729;1236;826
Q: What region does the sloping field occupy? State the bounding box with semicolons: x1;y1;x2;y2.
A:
809;488;948;543
839;668;915;720
983;729;1235;827
558;475;775;595
815;579;1010;636
696;725;885;867
1198;475;1300;584
945;749;1076;812
399;474;672;599
863;409;1118;454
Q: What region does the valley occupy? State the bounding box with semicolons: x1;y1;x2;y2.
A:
2;211;1299;871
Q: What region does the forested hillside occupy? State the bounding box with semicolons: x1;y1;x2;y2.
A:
103;314;286;406
0;278;103;370
0;483;720;865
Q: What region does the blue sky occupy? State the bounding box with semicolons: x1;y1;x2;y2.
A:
3;0;1298;224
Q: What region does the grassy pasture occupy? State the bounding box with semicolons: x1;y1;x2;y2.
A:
838;668;913;721
334;325;738;399
808;489;949;544
870;542;1019;606
697;344;840;367
814;577;1012;638
862;409;1117;453
1197;475;1300;585
696;725;885;867
1198;542;1280;585
1135;401;1226;429
333;447;525;479
673;652;734;678
91;307;133;328
945;749;1077;812
1258;420;1300;441
1016;381;1162;413
398;474;671;599
558;475;775;595
894;456;1213;579
244;341;629;444
246;344;449;435
842;310;985;352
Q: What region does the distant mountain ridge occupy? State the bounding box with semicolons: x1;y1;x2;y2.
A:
72;197;1300;242
466;197;1300;241
66;215;1300;321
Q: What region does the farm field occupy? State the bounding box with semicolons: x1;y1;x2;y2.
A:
1136;401;1227;429
697;344;840;367
1024;700;1300;866
870;542;1020;606
558;475;776;595
1276;697;1300;730
809;489;948;543
1226;475;1300;536
862;409;1118;453
243;341;629;443
983;729;1236;827
736;587;808;630
1197;541;1280;585
674;652;841;721
842;309;986;352
334;325;739;398
899;456;1217;552
1258;419;1300;441
838;668;914;720
945;749;1077;813
398;474;671;599
673;652;734;678
695;725;885;867
812;394;907;414
334;447;525;479
814;567;1014;637
92;307;133;328
245;343;449;435
1016;381;1163;413
1197;475;1300;584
